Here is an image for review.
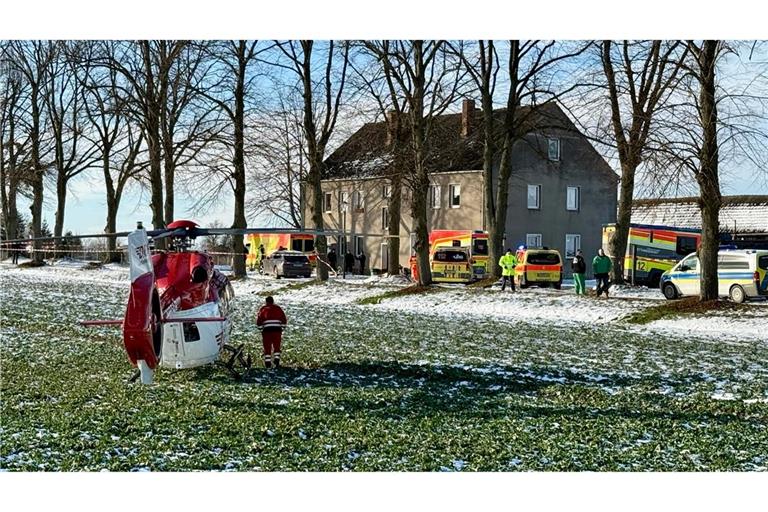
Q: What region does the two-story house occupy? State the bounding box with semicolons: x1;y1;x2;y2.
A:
305;100;618;276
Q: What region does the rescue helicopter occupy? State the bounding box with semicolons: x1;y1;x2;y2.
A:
3;220;341;384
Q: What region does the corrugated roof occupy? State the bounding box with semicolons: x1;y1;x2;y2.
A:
631;195;768;233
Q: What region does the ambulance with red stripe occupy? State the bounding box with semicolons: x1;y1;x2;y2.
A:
409;230;489;283
602;223;701;288
515;248;563;289
246;233;316;271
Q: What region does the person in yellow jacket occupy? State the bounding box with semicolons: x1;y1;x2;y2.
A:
498;248;518;292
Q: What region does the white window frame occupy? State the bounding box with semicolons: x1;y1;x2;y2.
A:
566;186;580;211
526;233;542;247
565;234;581;258
527;184;541;210
548;138;560;161
448;183;461;208
383;184;392;199
381;206;389;231
429;184;442;209
323;192;332;213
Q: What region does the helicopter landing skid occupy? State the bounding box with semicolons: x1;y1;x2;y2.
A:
218;344;253;380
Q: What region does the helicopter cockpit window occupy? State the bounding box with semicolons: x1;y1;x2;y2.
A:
183;322;201;342
191;266;208;283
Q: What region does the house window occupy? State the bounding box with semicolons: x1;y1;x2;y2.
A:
323;192;332;213
381;207;389;231
449;184;461;208
548;138;560;161
353;190;364;211
527;185;541;209
355;236;365;256
526;233;542;247
566;186;580;211
565;234;581;258
429;185;441;209
383;184;392;199
340;191;349;212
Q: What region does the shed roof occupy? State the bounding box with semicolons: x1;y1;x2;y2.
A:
631;195;768;234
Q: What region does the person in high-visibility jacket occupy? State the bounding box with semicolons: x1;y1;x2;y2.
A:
256;295;288;368
498;248;518;292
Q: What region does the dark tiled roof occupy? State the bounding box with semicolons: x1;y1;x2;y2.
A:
631;195;768;233
322;101;594;180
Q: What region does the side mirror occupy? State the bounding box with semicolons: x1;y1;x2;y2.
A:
679;265;689;272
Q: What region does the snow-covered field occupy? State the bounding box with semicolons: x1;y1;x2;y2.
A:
1;260;767;471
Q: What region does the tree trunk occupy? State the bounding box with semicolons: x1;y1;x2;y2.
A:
387;172;402;275
490;135;514;278
163;134;175;224
696;40;721;302
29;84;44;263
231;41;248;279
54;175;67;239
142;42;166;237
608;160;637;284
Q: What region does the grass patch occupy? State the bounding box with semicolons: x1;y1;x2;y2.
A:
355;285;443;305
624;297;742;325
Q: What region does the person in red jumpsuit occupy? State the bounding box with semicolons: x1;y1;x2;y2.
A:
256;296;287;368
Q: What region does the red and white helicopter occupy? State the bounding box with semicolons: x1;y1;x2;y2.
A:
4;220;339;384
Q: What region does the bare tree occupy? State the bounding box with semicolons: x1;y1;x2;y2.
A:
363;40;464;285
273;40;350;281
653;41;768;301
4;41;56;263
80;41;147;260
160;41;220;224
195;40;267;278
592;40;689;284
1;44;31;244
44;41;100;241
101;40;187;235
247;95;307;229
453;40;587;279
350;41;409;275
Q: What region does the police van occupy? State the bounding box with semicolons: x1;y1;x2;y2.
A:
660;249;768;303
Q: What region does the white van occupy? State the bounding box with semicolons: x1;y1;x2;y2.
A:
660;249;768;303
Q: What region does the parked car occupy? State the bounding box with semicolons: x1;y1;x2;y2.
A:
515;248;563;289
262;250;312;279
660;249;768;303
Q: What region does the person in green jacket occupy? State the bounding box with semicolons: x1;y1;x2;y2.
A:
498;248;518;292
592;248;612;298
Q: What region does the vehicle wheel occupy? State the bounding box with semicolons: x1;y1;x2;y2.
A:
729;285;746;304
662;283;679;300
648;270;662;289
553;282;562;290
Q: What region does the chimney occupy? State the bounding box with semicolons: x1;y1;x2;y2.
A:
386;109;399;146
461;99;475;137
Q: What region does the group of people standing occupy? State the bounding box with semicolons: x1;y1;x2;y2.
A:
496;247;613;297
571;248;612;298
326;247;366;275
